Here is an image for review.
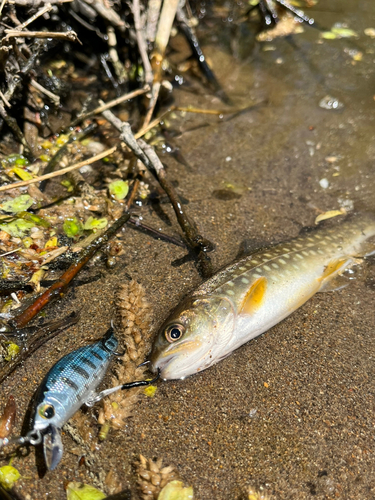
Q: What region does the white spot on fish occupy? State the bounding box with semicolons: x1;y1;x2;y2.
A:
227;289;235;296
271;263;279;269
278;259;286;265
295;243;303;248
241;277;250;284
264;253;273;258
251;260;259;265
283;247;290;252
239;267;246;271
252;274;262;279
307;237;314;242
296;254;304;260
227;281;235;287
263;265;271;271
293;264;299;270
302;251;309;256
315;235;322;239
309;250;317;255
317;249;325;255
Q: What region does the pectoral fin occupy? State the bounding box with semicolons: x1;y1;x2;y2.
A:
318;258;352;292
239;277;267;315
43;425;63;471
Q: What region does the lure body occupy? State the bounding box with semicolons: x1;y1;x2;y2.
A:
32;327;118;469
150;213;375;380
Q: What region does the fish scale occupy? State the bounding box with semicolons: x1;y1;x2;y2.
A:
150;214;375;380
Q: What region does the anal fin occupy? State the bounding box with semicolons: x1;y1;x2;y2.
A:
318;258;353;292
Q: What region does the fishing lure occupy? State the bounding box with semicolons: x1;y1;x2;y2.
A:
0;325;159;470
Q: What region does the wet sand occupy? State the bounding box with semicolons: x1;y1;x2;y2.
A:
3;0;375;498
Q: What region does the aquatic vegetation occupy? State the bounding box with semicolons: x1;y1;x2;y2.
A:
66;482;106;500
0;465;20;490
135;455;180;500
108;180;129;200
158;480;194;500
98;280;153;431
0;195;34;214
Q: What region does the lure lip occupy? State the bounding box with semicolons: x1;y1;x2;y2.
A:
43;424;63;471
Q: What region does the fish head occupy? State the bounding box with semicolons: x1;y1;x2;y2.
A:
32;395;66;470
150;294;236;380
32;393;66;434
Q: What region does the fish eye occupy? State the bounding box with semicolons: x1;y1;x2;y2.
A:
38;404;55;419
165;324;185;343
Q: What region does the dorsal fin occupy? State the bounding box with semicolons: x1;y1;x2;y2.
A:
239;277;267;315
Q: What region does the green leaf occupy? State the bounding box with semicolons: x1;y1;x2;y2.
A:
0;219;35;237
83;217;108;231
18;211;50;228
331;27;358;38
0;465;21;490
158;481;194;500
12;167;33;181
0;195;34;213
66;482;106;500
321;31;337;39
109;180;129;200
63;218;83;238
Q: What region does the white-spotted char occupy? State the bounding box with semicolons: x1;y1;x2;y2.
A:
150;213;375;380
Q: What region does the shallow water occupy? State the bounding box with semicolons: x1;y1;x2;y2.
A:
3;1;375;498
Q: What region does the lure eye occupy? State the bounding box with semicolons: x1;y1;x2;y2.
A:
165;324;185;343
38;404;55;419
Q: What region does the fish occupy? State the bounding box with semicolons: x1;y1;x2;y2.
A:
150;213;375;380
0;326;159;470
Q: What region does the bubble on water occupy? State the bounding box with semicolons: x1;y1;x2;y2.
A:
319;95;344;110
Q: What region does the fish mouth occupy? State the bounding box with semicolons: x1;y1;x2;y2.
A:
149;339;208;380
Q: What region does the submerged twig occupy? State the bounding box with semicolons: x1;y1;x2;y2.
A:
9;212;130;330
177;8;231;105
30;78;60;107
0;312;79;385
3;30;79;42
132;0;153;85
69;86;149;128
16;4;54;31
129;217;186;248
101;108;214;278
0;146;117;193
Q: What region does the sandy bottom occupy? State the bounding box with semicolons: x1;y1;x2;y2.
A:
3;0;375;498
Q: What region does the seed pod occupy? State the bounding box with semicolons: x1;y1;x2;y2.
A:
0;396;16;439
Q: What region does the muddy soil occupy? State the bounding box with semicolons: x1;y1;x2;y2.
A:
2;0;375;498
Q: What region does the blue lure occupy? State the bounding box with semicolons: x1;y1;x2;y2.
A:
0;325;159;470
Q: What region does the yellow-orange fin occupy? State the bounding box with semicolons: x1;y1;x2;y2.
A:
318;258;352;292
239;276;267;315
